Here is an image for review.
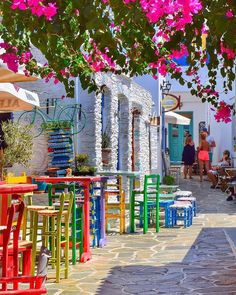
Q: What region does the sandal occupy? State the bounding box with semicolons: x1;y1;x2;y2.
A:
226;195;234;201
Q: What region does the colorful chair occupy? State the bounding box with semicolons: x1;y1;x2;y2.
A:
159;199;175;227
130;174;160;234
176;196;196;217
168;201;193;228
47;183;83;264
0;275;47;294
104;176;125;234
31;192;74;282
0;201;32;278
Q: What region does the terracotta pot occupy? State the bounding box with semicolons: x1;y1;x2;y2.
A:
102;148;112;165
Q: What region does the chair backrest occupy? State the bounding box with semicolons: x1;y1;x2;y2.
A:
2;201;25;277
143;174;160;199
47;183;75;206
5;172;27;184
144;174;160;190
57;192;74;225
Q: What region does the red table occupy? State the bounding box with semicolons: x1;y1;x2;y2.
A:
34;176;104;263
0;184;37;226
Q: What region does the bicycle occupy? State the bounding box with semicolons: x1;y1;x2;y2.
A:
18;98;86;138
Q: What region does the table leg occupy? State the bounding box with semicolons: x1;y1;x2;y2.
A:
99;180;107;248
80;183;92;263
0;194;11;226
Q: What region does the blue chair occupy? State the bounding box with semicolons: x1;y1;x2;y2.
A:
168;201;193;228
159;200;175;227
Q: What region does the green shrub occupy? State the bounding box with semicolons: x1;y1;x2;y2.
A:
162;175;175;185
75;153;88;164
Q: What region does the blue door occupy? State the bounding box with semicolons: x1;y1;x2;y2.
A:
168;112;193;162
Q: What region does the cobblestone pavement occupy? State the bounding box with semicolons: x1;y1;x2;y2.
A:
45;178;236;295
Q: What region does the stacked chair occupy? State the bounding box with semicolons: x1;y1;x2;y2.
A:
104;176;126;234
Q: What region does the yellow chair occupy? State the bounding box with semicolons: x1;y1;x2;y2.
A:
31;192;74;283
105;176;125;234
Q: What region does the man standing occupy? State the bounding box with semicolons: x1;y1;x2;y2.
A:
202;127;216;163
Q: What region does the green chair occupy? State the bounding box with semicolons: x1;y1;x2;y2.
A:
47;183;83;265
130;174;160;234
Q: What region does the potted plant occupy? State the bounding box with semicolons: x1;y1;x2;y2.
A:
74;153;97;175
162;175;175;185
102;131;111;165
0;121;34;180
77;165;97;176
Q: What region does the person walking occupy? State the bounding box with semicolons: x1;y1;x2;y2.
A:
198;132;210;182
202;127;216;164
182;136;195;179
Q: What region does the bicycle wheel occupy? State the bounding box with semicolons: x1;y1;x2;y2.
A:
17;110;46;138
58;105;86;135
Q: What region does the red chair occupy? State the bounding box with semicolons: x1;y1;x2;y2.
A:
0;201;32;277
0;275;47;294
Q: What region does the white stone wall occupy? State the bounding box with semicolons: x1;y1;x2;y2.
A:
78;72;153;194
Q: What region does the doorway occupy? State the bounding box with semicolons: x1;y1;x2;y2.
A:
168;112;193;162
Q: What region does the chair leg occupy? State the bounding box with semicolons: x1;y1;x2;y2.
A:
71;201;77;265
155;193;160;233
51;217;56;269
143;192;148;234
31;212;38;275
22;249;32;275
130;191;135;233
65;222;69;279
56;226;61;283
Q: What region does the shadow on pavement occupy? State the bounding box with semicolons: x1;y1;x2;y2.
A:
96;227;236;295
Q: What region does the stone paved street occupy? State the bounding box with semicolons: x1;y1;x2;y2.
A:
46;178;236;294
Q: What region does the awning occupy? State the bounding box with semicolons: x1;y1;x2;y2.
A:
0;83;39;111
0;62;38;83
165;111;190;125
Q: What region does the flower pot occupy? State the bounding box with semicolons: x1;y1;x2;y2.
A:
102;148;112;165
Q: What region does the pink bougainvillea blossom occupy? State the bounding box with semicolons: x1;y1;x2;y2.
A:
11;0;58;20
214;101;232;123
220;43;235;59
226;9;234;18
75;9;80;16
83;40;116;72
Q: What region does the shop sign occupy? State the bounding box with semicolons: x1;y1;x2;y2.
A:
162;94;181;112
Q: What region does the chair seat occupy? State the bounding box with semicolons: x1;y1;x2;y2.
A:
174;190;192;198
105;189;121;194
27;205;54;211
38;209;67;216
0;240;32;253
170;202;192;209
18;240;33;249
177;197;196;201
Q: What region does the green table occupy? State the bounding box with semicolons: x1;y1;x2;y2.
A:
97;170;141;231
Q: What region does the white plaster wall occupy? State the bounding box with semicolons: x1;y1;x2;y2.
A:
169;68;235;164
